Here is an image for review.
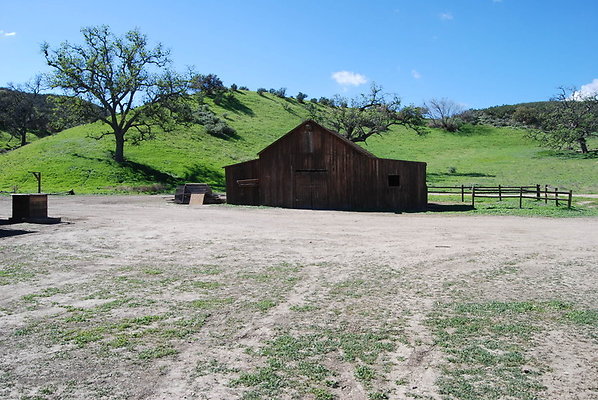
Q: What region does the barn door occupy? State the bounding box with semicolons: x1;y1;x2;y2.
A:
293;170;328;209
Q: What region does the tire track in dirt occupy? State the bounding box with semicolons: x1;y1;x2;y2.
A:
149;263;326;399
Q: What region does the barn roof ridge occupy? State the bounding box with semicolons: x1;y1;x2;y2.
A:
257;120;376;158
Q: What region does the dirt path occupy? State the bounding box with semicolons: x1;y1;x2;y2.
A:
0;195;596;399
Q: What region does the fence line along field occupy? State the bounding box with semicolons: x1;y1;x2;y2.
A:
0;195;597;400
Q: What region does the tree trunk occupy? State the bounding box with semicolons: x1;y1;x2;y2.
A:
20;130;27;147
578;137;589;154
114;131;125;163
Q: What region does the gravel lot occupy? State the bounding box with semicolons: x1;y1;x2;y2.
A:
1;195;597;399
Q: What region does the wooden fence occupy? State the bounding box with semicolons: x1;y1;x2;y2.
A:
427;184;573;208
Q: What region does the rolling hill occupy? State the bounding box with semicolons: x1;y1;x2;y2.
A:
0;90;596;194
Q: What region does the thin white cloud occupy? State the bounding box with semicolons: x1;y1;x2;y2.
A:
0;30;17;37
572;79;598;100
411;69;422;79
331;71;367;86
440;12;454;20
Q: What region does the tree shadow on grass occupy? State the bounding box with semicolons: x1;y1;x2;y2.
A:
119;159;178;185
183;164;225;190
427;172;496;183
453;124;496;136
217;95;254;116
426;203;475;212
535;149;598;160
205;128;242;142
72;153;178;186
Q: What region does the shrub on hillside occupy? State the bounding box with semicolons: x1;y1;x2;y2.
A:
269;88;286;98
192;105;236;138
318;97;333;106
257;88;267;95
190;74;227;96
297;92;308;103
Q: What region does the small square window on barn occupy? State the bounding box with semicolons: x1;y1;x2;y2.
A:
388;175;400;187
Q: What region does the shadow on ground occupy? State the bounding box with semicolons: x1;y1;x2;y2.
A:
183;164;225;190
427;203;475;212
0;228;36;238
428;172;496;180
217;95;254;116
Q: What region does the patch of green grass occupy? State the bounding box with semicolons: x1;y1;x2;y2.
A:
21;287;63;302
312;387;335;400
195;358;240;376
234;367;286;399
254;299;277;312
2;91;596;194
60;327;106;346
192;281;223;290
369;391;390;400
355;365;376;383
428;196;598;217
143;268;163;275
138;344;178;360
427;300;598;400
0;264;37;285
240;273;273;282
191;297;234;309
564;309;598;326
234;326;400;398
193;265;222;275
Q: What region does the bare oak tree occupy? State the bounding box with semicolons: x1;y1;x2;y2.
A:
423;98;464;132
42;26;188;162
0;76;47;147
537;86;598;154
314;83;426;142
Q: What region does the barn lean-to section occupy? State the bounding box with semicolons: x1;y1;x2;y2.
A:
224;120;427;211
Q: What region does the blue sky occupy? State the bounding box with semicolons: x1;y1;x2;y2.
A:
1;0;597;109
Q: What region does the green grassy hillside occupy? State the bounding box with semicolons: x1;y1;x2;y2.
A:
0;90;596;194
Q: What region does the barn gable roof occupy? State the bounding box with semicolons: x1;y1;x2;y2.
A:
257;120;376;158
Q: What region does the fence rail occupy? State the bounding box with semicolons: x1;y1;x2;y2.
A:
427;184;573;208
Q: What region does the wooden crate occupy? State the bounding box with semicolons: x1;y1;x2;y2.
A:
11;194;48;220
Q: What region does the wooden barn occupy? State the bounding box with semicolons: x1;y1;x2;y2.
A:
224;120;427;211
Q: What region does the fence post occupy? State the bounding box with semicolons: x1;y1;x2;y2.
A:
544;185;548;204
472;186;476;208
567;190;572;209
499;184;502;201
461;184;464;202
519;187;523;208
536;184;541;200
555;188;559;206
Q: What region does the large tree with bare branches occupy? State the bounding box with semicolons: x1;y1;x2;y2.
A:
0;76;47;147
535;87;598;154
42;26;187;162
312;83;427;143
423;97;464;132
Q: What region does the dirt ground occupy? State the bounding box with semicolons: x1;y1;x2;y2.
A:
0;195;597;400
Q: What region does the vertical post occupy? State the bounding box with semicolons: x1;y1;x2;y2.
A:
499;184;502;201
555;188;559;206
30;172;42;193
461;184;464;202
567;190;572;209
544;185;548;204
536;184;541;200
519;187;523;208
472;186;476;208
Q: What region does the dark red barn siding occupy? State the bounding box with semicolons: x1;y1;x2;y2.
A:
225;121;427;211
